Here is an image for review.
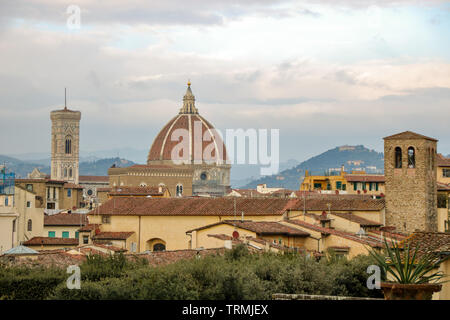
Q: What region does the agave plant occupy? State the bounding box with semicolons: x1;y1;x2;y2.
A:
368;237;448;284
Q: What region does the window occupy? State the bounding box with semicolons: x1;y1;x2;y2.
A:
64;168;68;177
75;231;79;239
395;147;402;168
102;215;111;224
27;201;31;208
362;183;366;190
375;182;379;191
408;147;415;168
67;189;72;197
176;184;183;197
438;194;447;208
53;187;56;199
369;183;373;191
65;137;72;154
26;184;33;192
326;183;331;190
342;184;346;191
153;243;166;251
314;183;322;189
62;231;69;238
353;182;358;191
87;189;93;196
5;197;8;206
200;172;207;180
69;168;72;178
443;169;450;178
83;235;89;244
27;219;32;231
336;181;342;190
48;231;56;238
12;220;16;232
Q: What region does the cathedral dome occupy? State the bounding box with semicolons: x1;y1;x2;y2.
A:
147;83;228;164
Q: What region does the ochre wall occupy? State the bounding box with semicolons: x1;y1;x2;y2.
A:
89;214;282;252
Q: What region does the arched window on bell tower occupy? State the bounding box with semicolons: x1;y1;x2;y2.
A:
408;147;416;168
395;147;402;168
65;136;72;154
176;184;183;197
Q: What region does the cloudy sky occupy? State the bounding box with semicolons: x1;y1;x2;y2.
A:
1;0;450;164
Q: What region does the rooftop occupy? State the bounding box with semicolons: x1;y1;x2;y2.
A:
44;212;88;226
23;237;79;246
330;212;382;227
92;232;135;240
403;231;450;256
285;219;384;248
383;130;438;142
437;154;450;167
188;220;310;237
89;197;298;217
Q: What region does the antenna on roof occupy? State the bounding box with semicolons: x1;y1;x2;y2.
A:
64;88;67;110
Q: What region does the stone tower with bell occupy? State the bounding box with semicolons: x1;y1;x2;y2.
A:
384;131;438;233
50;91;81;184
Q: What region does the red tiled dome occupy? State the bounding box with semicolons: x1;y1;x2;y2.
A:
147;84;227;164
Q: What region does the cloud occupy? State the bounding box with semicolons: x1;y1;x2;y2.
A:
0;0;449;161
0;0;319;28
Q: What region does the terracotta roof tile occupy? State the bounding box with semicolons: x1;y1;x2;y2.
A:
437;182;450;191
330;212;382;227
189;220;309;236
92;232;134;240
44;213;88;226
78;224;101;232
403;232;450;256
437;154;450;167
89;197;296;217
23;237;79;246
292;196;385;211
383;131;438;142
285;220;384;248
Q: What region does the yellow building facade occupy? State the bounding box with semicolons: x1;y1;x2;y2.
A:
300;170;385;196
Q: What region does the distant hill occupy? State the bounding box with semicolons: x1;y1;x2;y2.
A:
241;145;384;190
79;158;135;176
231;159;300;188
0;155;49;178
0;156;135;178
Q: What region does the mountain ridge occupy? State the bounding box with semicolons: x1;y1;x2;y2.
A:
0;156;135;178
240;145;384;190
